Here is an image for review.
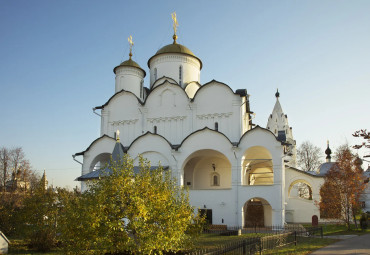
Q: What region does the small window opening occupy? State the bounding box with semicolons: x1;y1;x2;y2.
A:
179;65;183;86
215;122;218;131
154;68;157;81
140;80;143;98
154;126;157;134
212;173;220;186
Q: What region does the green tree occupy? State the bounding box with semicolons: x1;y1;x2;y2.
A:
319;145;367;230
60;155;203;255
19;181;62;251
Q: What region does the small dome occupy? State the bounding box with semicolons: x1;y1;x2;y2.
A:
148;42;202;69
113;58;146;76
325;147;332;156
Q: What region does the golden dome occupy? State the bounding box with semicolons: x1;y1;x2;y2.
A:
113;58;146;76
148;42;202;69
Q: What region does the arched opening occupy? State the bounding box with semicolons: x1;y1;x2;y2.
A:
243;198;272;227
182;149;231;190
288;180;313;200
242;146;273;185
89;153;111;172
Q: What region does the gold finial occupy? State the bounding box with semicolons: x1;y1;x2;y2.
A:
116;130;120;142
171;12;179;44
128;35;134;59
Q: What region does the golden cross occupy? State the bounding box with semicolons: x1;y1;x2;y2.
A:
171;12;179;35
128;35;134;58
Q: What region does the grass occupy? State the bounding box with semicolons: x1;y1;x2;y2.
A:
302;223;370;236
8;239;62;255
8;224;370;254
194;232;265;249
262;237;338;255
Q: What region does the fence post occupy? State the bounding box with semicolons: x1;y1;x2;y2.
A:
294;231;297;246
242;239;246;255
259;238;262;255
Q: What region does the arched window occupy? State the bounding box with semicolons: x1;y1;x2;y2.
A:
154;68;157;81
215;122;218;131
154;126;157;134
211;173;220;186
179;65;183;86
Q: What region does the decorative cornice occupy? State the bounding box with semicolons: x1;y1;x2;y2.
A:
110;119;139;125
115;67;144;77
196;112;233;119
147;116;186;123
151;55;201;69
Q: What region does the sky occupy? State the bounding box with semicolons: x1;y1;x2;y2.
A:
0;0;369;189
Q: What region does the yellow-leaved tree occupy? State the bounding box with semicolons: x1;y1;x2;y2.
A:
60;155;203;255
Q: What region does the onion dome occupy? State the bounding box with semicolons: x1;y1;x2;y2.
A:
325;141;332;162
275;89;280;98
113;58;146;76
147;40;202;69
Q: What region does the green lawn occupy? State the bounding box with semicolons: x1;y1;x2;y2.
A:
262;237;338;255
8;224;370;254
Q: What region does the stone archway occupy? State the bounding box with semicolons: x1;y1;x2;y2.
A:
242;146;273;186
243;198;272;227
288;180;313;200
182;149;231;190
89;153;111;172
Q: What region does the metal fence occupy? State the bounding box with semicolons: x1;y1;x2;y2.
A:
185;226;323;255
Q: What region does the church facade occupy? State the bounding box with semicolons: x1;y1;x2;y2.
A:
73;28;335;227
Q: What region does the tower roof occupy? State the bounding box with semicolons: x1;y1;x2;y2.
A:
148;42;202;69
113;58;146;76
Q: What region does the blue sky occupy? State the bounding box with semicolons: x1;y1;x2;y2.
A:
1;0;369;188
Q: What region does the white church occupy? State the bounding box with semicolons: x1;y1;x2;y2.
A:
73;16;370;227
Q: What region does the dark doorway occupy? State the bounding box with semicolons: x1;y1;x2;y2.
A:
244;200;264;227
199;209;213;225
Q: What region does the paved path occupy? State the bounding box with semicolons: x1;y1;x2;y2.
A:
310;233;370;255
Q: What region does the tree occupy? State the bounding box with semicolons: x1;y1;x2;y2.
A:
319;145;367;230
0;147;38;192
19;180;59;251
353;129;370;158
297;141;323;171
60;155;203;255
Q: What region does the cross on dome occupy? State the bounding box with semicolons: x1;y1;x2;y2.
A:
171;12;179;43
128;35;134;59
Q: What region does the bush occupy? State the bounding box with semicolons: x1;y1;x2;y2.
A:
28;229;56;252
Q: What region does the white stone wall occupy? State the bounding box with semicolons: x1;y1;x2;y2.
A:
285;167;324;223
114;66;145;99
149;54;201;88
100;81;246;147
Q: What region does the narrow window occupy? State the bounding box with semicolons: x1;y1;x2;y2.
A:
213;175;218;186
215;122;218;131
154;68;157;81
211;173;220;186
140;80;143;98
179;65;183;86
154;126;157;134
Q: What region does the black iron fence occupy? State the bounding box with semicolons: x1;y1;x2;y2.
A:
186;226;323;255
